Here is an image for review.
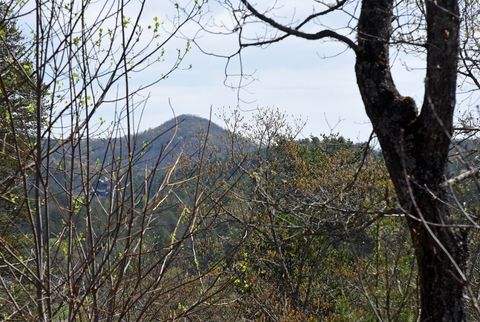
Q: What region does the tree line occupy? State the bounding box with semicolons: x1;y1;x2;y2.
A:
1;0;480;321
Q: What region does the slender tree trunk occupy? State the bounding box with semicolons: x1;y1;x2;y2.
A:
355;0;467;320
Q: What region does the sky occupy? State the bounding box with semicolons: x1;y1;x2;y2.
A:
16;0;436;142
122;0;428;142
148;34;426;142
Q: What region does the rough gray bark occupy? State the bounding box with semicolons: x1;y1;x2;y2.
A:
239;0;468;320
356;1;467;320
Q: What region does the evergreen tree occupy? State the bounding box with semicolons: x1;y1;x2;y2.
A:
0;4;35;238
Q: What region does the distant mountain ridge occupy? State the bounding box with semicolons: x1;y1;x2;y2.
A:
88;114;231;168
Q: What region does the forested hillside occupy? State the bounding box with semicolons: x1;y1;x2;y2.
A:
2;1;480;321
85;114;232;169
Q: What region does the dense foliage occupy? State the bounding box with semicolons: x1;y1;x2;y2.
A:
2;0;480;320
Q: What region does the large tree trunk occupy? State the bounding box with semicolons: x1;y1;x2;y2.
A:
355;0;467;320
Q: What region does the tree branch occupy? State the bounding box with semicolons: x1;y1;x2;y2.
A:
240;0;358;54
442;166;480;187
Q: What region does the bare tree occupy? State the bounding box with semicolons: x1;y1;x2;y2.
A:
0;1;245;320
212;0;476;320
218;109;418;320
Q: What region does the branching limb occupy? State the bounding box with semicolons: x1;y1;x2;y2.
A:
239;0;358;53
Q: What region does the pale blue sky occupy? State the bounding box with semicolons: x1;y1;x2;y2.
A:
16;0;444;141
128;0;427;142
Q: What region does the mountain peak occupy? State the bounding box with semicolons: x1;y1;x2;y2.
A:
143;114;225;140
